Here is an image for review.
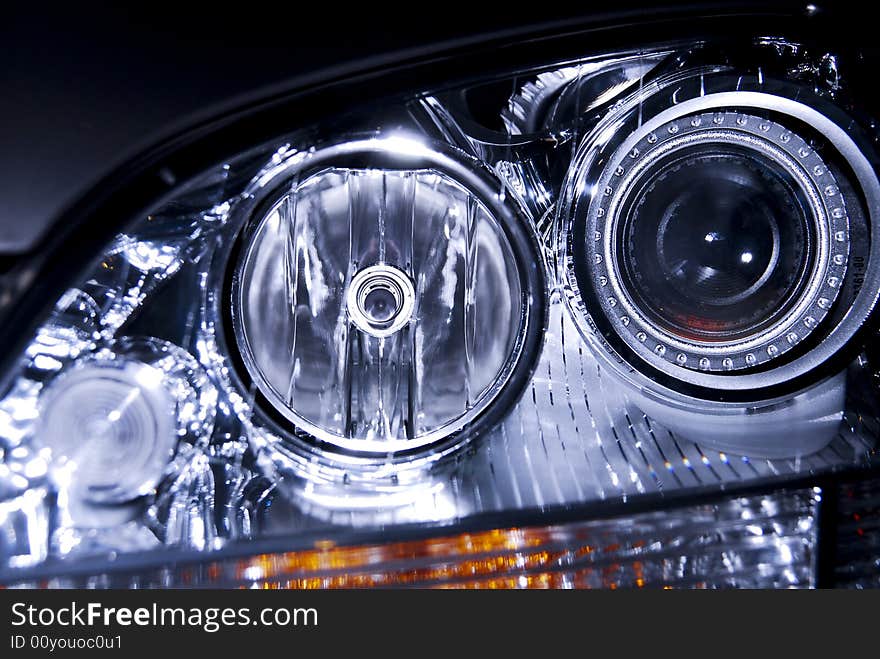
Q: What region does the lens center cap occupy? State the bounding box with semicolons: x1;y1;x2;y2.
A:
347;264;415;337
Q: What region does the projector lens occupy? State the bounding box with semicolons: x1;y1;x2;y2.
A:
572;109;850;376
619;146;814;343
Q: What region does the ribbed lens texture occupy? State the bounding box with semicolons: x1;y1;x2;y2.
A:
239;168;522;445
6;488;817;588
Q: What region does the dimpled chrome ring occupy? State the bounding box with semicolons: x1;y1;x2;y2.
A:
583;110;849;373
346;264;415;338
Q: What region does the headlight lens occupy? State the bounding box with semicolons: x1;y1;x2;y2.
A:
2;27;880;588
560;66;880;458
615;118;837;354
564;92;869;388
36;338;216;505
231;138;543;455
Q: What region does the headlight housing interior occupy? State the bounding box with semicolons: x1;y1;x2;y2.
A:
3;20;880;587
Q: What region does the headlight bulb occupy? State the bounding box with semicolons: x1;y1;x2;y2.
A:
346;265;415;338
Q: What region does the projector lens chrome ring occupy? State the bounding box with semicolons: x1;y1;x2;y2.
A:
563;90;880;398
589;111;849;373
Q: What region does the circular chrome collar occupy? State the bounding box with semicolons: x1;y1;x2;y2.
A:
591;112;847;372
346;264;415;338
563;91;880;397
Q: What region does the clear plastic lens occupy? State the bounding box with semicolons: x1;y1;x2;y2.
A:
2;38;880;586
234;151;537;453
35;339;216;504
4;488;820;588
39;361;175;500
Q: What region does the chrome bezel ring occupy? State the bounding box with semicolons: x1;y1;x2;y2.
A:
563;90;880;397
591;111;848;372
346;264;415;338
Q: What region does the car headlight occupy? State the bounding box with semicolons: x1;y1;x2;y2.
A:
3;14;880;588
562;84;878;458
229;137;543;459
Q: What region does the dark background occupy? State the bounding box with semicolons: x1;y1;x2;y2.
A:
0;2;829;253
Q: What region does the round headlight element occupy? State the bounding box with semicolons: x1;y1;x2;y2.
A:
563;91;879;398
346;264;415;338
596;111;848;372
231;138;544;457
35;339;216;503
560;87;880;455
39;361;175;500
